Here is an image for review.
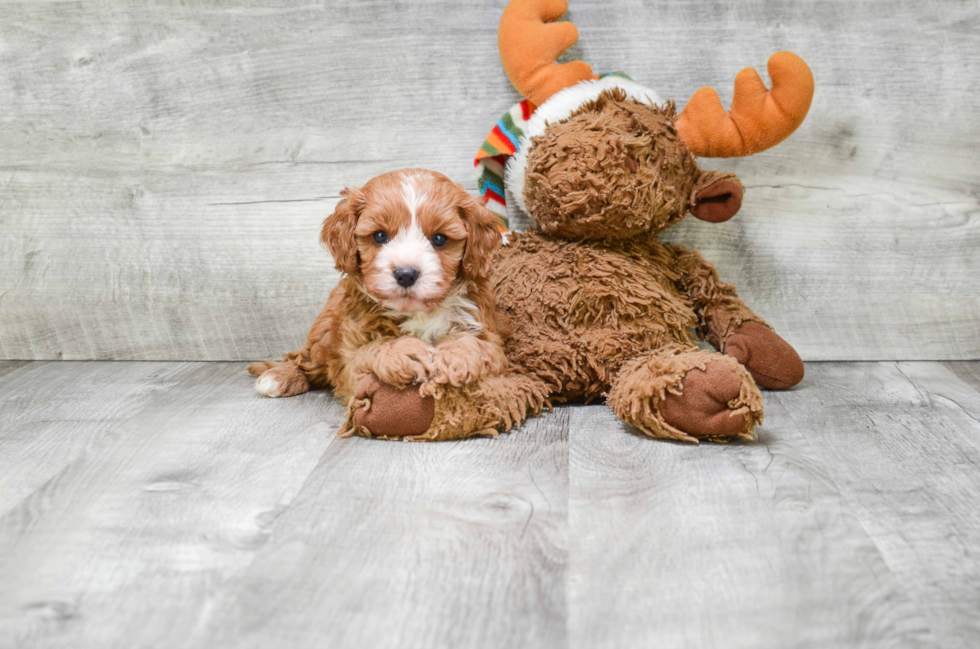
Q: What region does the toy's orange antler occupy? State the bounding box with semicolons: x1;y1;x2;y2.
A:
498;0;593;107
676;51;814;158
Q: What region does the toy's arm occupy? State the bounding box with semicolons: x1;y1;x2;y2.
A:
671;245;804;389
672;245;766;348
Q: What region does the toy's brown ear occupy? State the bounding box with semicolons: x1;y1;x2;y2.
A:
690;172;743;223
320;187;365;275
460;193;504;280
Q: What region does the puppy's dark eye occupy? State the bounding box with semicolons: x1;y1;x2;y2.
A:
431;233;447;248
372;231;388;244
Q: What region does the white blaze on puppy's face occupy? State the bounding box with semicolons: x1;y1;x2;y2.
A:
370;181;444;310
353;171;469;314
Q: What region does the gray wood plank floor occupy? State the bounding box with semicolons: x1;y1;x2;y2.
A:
1;361;979;648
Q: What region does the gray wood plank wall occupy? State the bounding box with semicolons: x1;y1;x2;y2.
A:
1;0;978;361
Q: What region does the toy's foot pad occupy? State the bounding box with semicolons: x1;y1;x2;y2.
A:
660;362;752;438
724;322;804;390
353;374;434;438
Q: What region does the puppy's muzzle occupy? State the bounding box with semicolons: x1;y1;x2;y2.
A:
393;267;420;288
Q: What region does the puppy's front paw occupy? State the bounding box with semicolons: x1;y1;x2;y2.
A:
430;335;507;387
431;349;481;387
352;374;434;438
368;338;436;387
255;366;310;398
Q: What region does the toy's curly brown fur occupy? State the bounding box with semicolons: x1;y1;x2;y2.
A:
673;247;768;350
524;92;698;239
493;231;698;401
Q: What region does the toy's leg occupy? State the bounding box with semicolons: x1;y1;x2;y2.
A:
342;372;549;442
248;360;311;398
607;343;763;443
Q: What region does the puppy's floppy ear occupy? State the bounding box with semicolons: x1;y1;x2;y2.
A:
459;192;504;280
321;186;365;275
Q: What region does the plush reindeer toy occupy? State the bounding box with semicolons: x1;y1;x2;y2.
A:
469;0;814;442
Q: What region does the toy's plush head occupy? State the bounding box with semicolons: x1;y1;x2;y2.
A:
484;0;814;241
322;169;503;313
521;90;744;239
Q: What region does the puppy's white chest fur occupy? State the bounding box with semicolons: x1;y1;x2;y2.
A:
394;290;482;344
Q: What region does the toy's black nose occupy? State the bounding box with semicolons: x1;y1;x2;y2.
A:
393;268;420;288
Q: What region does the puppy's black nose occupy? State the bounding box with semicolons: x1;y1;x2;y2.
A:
393;267;420;288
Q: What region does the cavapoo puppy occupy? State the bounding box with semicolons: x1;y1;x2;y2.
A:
248;169;509;438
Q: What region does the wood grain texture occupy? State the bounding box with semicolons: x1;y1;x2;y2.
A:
946;361;980;392
196;408;569;649
0;362;979;647
0;0;977;360
0;361;29;381
0;361;201;514
568;404;933;648
570;362;980;648
0;362;343;647
768;362;980;647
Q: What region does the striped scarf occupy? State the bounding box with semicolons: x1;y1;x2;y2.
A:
474;99;535;229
